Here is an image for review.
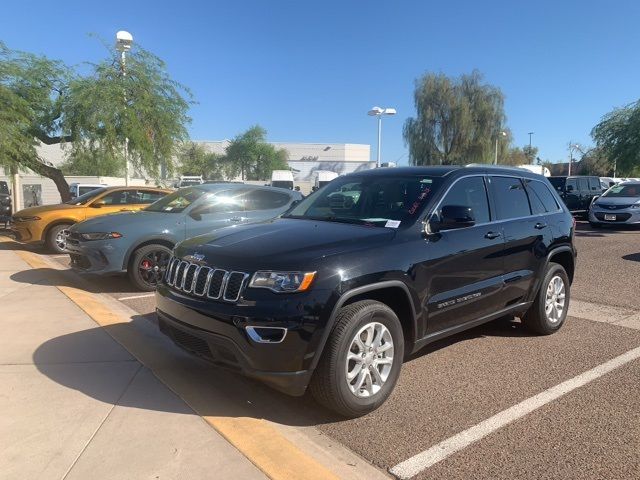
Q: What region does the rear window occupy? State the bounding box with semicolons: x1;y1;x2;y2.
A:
525;180;561;214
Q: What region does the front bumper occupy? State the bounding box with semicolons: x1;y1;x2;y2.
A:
155;284;334;396
10;221;44;244
588;208;640;225
65;236;127;274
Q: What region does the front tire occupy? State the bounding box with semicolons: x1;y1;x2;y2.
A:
128;244;172;291
522;262;570;335
310;300;404;417
46;223;72;253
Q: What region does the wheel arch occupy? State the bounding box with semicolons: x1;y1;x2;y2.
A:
309;281;418;371
547;246;575;284
124;238;176;270
43;218;77;240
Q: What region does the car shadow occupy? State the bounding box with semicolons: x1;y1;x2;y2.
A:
622;253;640;263
33;312;534;426
10;267;134;294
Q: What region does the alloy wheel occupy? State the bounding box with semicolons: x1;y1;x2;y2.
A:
138;250;171;288
345;322;394;398
544;275;566;324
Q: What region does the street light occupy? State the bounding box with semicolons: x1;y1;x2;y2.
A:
116;30;133;186
494;131;507;165
528;132;534;149
568;143;584;176
368;106;396;167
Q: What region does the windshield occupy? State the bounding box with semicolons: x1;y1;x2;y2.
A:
64;187;107;205
602;184;640;198
145;187;207;213
283;175;441;227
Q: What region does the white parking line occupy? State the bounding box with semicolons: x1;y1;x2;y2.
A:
117;293;155;301
389;344;640;479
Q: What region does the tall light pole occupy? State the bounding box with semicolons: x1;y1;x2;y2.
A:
568;143;583;176
368;106;396;167
494;131;506;165
528;132;534;149
116;30;133;186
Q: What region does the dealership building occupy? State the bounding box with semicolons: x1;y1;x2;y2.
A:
1;141;374;210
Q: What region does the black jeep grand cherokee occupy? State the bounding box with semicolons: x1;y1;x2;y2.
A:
156;166;576;417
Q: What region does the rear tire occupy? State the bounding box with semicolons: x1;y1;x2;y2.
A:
46;223;72;253
128;244;172;291
310;300;404;417
522;262;570;335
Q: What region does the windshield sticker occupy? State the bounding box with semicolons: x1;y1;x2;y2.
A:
385;220;401;228
408;188;431;215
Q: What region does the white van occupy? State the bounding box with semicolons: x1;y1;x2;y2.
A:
314;170;339;190
517;165;551;177
69;183;106;199
271;170;294;190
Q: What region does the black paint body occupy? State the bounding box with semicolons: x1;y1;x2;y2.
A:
156;166;577;395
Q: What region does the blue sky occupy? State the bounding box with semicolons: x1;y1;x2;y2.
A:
2;0;639;165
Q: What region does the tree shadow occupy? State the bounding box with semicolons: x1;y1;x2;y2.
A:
33;312;534;426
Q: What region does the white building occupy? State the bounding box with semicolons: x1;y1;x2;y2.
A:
1;141;373;209
199;141;374;182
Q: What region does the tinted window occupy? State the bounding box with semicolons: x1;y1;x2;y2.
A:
438;176;490;224
145;187;207;213
548;177;566;192
489;176;531;220
284;175;441;227
577;178;589;192
244;190;291;211
525;180;560;213
566;178;578;192
588;177;601;192
100;189;151;205
64;187;107;205
78;186;101;196
136;190;166;204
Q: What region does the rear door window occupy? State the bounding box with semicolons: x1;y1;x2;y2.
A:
588;177;601;192
489;176;532;220
577;178;589;193
244;189;292;211
566;178;578;193
525;180;561;213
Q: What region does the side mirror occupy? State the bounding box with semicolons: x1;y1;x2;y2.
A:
189;210;202;221
91;200;105;208
429;205;475;233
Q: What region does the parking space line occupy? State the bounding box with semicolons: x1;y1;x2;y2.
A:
390;344;640;479
13;247;340;480
117;293;155;301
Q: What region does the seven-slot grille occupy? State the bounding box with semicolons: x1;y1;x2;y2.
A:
164;256;249;302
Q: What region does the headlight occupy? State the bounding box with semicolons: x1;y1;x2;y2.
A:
249;271;316;293
80;232;123;241
15;216;40;222
630;203;640;209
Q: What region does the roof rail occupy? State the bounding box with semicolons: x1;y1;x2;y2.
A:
464;163;529;172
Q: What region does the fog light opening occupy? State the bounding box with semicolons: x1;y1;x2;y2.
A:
245;326;287;344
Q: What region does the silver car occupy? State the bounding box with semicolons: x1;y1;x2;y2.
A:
589;181;640;228
66;184;302;290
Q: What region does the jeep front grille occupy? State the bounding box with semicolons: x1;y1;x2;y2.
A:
164;256;249;302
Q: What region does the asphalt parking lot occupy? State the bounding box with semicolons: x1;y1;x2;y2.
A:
2;220;640;479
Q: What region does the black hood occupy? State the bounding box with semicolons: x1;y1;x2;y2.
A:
175;218;397;270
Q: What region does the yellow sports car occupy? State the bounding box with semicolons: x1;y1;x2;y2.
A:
11;186;171;253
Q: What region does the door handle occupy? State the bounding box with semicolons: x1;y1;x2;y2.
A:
485;231;501;239
534;222;548;229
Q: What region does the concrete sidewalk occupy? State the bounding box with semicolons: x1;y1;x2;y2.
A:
0;244;266;480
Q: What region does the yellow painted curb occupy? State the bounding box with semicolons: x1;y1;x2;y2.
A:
13;246;339;480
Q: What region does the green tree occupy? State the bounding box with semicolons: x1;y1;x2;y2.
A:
403;70;508;165
224;126;289;180
0;41;192;201
176;142;225;179
575;147;613;176
591;101;640;176
503;145;539;166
